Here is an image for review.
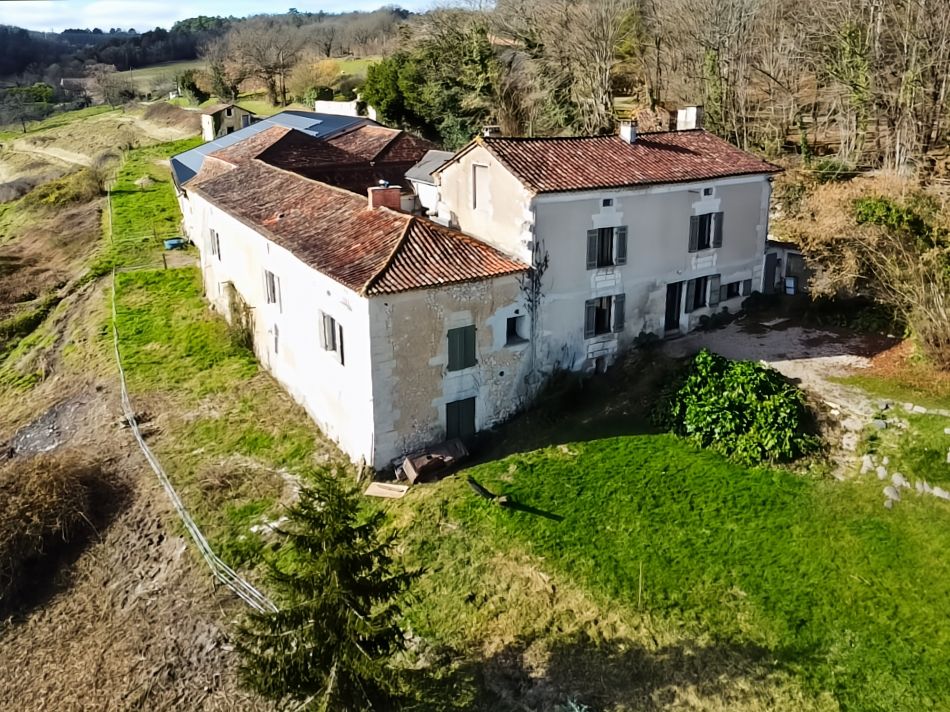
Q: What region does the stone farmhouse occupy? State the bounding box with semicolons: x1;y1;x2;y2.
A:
172;112;779;469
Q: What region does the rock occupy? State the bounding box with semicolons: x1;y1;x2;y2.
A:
913;405;928;414
904;403;915;412
884;485;901;501
884;498;894;509
934;487;950;501
880;401;892;411
876;465;888;480
871;420;887;430
916;480;925;493
892;472;909;489
882;456;890;466
842;433;859;452
944;427;950;435
923;481;934;494
842;416;863;432
860;454;874;475
946;448;950;464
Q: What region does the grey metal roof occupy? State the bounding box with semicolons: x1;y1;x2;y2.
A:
405;150;455;185
170;111;373;186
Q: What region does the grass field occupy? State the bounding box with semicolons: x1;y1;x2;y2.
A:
385;433;950;710
129;59;206;93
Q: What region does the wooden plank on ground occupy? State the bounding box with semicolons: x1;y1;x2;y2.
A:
364;482;410;499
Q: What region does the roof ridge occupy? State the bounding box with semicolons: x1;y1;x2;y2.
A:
360;213;414;296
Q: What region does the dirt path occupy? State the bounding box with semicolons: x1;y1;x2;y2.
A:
8;139;92;167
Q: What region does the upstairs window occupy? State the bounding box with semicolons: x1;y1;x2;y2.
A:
209;229;221;260
447;325;476;371
472;164;489;212
688;212;723;252
586;226;628;269
264;270;281;310
320;312;345;365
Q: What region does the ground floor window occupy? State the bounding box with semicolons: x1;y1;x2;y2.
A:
685;276;708;313
320;312;344;365
506;315;528;345
446;397;476;441
723;281;742;300
584;294;625;338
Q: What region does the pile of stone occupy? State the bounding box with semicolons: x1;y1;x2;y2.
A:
860;453;950;509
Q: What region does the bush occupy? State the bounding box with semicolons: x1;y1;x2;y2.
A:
654;349;820;466
810;157;855;184
0;452;114;613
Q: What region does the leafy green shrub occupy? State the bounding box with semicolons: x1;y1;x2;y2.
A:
654;349;820;465
810;157;854;184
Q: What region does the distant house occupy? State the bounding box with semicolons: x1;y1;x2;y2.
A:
172;109;780;469
200;103;256;141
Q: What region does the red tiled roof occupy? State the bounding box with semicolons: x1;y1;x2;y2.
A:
364;218;527;295
190;160;527;296
209;126;291;166
327;124;402;160
248;127;435;196
465;130;781;194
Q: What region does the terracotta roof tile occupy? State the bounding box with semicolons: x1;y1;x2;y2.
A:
364;219;527;295
253;127;434;196
209;125;291;166
327;124;402;160
190;160;526;296
471;130;781;194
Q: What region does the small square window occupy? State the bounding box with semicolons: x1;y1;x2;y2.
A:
506;316;527;345
726;281;741;299
703;187;713;196
602;198;613;207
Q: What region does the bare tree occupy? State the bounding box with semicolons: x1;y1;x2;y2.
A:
227;19;305;106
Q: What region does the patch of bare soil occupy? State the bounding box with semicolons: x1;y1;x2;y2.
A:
0;200;101;321
867;339;950;401
0;276;269;710
141;102;202;137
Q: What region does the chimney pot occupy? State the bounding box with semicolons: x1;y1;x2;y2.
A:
619;120;638;144
368;185;402;211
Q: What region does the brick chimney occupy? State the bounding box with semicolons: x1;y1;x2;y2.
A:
619;119;638;144
368;185;402;211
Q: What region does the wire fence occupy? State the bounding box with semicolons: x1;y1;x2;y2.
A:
111;269;277;614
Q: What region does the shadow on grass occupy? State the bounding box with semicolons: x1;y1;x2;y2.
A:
404;632;784;711
468;351;680;468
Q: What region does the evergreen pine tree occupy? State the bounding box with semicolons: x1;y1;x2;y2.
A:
236;469;414;711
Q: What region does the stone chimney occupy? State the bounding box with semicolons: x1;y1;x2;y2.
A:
676;105;705;131
368;184;402;211
619;119;638;144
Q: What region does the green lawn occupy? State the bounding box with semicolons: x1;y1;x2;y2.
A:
0;105;117;140
130;59;207;92
97;136;202;272
385;434;950;711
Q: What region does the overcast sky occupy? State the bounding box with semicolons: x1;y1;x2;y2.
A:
0;1;433;33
